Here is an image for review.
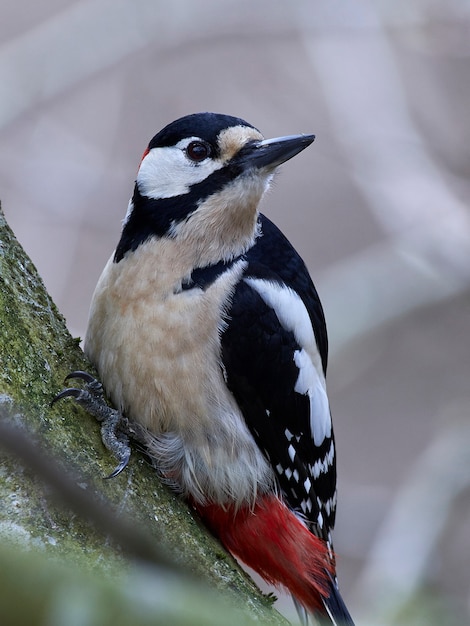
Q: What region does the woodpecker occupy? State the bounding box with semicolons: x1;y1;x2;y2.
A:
57;112;354;625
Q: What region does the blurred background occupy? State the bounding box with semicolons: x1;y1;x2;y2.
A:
1;1;469;623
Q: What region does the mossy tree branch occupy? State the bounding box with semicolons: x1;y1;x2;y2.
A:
0;205;287;625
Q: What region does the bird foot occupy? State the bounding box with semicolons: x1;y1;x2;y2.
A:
52;370;134;478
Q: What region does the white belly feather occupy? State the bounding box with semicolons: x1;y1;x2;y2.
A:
84;240;273;505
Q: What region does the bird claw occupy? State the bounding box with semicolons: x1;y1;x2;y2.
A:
52;371;132;478
65;370;106;398
105;453;131;480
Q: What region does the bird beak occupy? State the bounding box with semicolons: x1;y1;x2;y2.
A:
238;133;315;171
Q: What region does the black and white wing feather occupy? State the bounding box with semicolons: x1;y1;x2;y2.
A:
221;214;337;541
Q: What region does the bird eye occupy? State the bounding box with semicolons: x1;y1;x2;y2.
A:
186;141;211;162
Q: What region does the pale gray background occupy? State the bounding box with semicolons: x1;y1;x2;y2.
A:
2;1;469;623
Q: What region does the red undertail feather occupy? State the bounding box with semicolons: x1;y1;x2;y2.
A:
194;494;334;614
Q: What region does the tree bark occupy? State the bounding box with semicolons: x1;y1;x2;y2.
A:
0;204;287;625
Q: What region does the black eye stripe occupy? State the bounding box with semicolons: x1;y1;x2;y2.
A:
114;160;245;261
186;141;211;162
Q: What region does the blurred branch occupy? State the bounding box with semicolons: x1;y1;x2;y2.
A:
0;412;177;572
0;0;293;129
0;414;286;626
0;521;271;626
353;406;470;622
318;229;470;353
297;1;470;352
296;6;470;622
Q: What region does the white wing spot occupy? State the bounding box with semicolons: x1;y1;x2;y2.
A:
323;493;337;518
311;440;335;479
285;428;294;441
288;444;296;463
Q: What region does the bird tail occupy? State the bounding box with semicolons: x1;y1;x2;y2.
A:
321;571;355;625
195;494;353;624
293;575;354;626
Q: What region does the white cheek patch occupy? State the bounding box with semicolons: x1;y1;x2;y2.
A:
137;140;224;200
245;278;331;446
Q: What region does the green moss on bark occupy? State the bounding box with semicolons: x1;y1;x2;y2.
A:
0;205;287;625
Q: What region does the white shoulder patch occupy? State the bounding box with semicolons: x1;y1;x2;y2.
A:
244;277;331;447
294;349;331;446
244;278;316;353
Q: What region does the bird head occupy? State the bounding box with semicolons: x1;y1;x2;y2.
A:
115;112;314;265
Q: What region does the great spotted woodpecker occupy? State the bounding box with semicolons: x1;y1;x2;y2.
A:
56;113;354;625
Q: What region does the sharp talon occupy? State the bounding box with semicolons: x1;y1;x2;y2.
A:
64;370;98;384
104;452;131;480
53;369;134;478
51;387;82;406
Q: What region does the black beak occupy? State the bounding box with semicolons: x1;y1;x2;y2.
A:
237;133;315;171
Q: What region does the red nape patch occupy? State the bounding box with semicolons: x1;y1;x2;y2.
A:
138;147;150;169
194;495;334;615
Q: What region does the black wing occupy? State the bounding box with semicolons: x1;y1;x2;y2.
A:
221;214;336;539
